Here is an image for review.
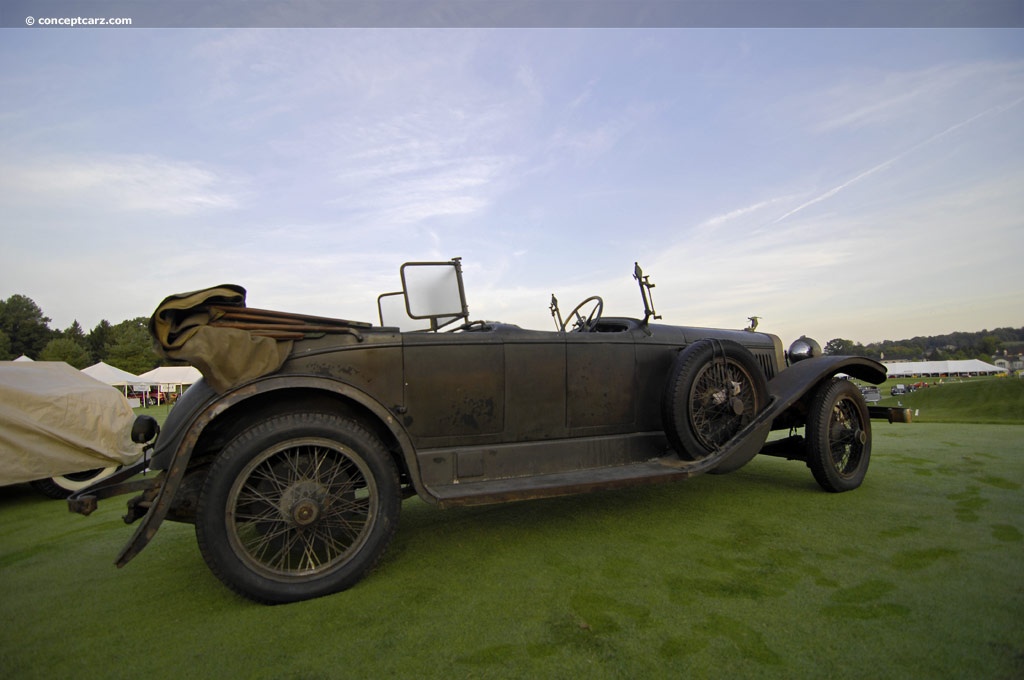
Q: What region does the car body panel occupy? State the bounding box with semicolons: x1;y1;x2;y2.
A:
68;260;895;575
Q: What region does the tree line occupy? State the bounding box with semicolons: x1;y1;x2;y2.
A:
3;292;1021;372
0;294;159;375
823;327;1024;362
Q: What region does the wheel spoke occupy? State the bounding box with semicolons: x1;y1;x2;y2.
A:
225;439;379;579
825;398;863;474
690;359;756;449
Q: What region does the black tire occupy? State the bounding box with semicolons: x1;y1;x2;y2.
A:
29;466;121;499
195;412;401;604
662;339;768;462
806;379;871;493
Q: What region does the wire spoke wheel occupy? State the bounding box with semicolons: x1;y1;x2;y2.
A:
196;413;400;604
229;438;375;578
806;379;871;492
689;357;760;450
825;399;865;475
662;339;768;463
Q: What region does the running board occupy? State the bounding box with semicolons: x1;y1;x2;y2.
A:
427;457;698;508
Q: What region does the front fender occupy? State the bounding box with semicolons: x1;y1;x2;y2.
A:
768;355;886;407
712;355;885;473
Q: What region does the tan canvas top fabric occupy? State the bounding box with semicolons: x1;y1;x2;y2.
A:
149;285;293;393
0;362;143;486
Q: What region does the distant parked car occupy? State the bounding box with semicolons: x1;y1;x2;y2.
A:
127;388;167;407
891;384;907;396
859;385;882;403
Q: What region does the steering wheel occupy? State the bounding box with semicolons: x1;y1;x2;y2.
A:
561;296;604;332
447;319;489;333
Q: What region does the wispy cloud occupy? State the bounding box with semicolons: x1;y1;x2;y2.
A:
809;62;1024;134
1;154;243;215
774;157;898;223
2;30;1021;344
776;94;1024;224
698;196;792;233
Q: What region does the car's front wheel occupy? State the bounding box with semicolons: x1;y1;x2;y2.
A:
805;379;871;492
195;412;401;604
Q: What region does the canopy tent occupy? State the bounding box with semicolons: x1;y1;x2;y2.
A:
137;365;202;385
882;359;1007;378
137;365;202;404
81;361;143;387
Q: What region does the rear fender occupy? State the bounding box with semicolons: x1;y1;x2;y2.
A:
114;375;420;568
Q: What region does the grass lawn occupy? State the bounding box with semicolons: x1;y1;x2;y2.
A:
875;376;1024;424
1;421;1021;679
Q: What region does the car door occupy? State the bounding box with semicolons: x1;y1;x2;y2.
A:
564;331;637;433
401;332;504;444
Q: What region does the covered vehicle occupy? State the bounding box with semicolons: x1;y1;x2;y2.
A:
0;361;147;497
69;260;908;604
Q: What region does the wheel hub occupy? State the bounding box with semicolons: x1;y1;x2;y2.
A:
291;500;320;525
279;480;327;527
730;397;745;415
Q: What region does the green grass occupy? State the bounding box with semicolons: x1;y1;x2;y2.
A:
135;402;175;427
874;375;1024;424
2;422;1022;679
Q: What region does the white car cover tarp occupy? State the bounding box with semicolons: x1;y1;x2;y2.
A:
0;361;142;486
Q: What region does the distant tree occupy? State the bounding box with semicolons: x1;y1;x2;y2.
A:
86;320;114;364
0;294;54;359
105;317;159;375
824;338;850;355
63;320;87;344
40;337;91;368
823;338;866;355
980;335;1001;357
0;329;10;360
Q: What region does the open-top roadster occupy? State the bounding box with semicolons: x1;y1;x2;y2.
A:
70;259;905;604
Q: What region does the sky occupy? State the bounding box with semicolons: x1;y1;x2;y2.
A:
2;11;1022;347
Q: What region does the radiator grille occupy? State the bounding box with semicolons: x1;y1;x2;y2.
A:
753;350;777;380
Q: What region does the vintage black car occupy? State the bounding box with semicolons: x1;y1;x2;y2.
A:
70;260;906;604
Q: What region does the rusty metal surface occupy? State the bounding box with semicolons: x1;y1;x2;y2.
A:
82;261;899;573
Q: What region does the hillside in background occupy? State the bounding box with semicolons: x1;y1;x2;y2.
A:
826;327;1024;362
876;375;1024;425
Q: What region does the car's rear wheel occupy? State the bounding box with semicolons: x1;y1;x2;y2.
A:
805;379;871;492
29;466;121;499
195;412;401;604
662;339;768;462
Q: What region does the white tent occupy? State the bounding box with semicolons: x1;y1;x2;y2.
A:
137;366;202;385
82;361;142;387
882;359;1008;378
137;365;202;403
81;361;146;405
13;355;33;362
